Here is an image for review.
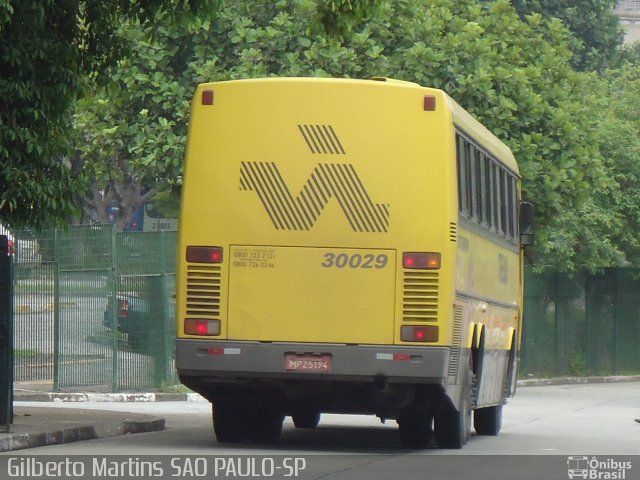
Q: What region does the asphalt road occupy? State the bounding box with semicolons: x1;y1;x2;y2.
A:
4;382;639;480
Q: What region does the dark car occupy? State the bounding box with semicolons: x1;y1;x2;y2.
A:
103;294;152;350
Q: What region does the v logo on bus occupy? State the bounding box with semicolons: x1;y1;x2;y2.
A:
240;161;389;233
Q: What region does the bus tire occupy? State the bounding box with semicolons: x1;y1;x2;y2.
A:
252;406;284;443
212;400;245;443
398;409;433;449
474;404;503;436
434;381;472;449
292;411;321;429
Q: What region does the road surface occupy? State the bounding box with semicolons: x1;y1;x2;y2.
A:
4;382;639;479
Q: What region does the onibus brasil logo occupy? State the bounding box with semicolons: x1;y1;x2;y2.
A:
567;456;633;479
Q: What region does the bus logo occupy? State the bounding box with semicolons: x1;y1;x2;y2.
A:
567;457;589;479
240;161;390;233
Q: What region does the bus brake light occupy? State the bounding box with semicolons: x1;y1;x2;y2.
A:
185;319;221;336
403;252;440;269
186;246;223;263
401;325;439;343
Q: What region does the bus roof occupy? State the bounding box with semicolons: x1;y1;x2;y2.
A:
444;93;519;175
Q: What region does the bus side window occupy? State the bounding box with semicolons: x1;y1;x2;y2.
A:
456;134;470;218
508;175;518;242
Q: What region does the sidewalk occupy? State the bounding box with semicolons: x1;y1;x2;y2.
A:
0;382;206;452
0;406;165;452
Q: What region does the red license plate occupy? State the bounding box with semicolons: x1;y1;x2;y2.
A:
285;353;332;373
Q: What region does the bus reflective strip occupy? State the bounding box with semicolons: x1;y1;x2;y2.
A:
376;353;393;360
376;353;411;362
207;348;241;355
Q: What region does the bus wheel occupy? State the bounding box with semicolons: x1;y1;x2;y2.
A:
474;404;502;436
398;410;433;449
212;400;245;443
434;394;471;449
292;410;321;429
251;406;284;443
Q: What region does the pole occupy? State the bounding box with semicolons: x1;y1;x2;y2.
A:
0;235;14;430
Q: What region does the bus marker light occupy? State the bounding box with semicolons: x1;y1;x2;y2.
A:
202;90;214;105
403;252;440;269
185;319;221;336
424;95;436;111
401;325;439;342
186;246;223;263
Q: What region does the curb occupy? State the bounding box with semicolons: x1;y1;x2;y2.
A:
516;375;640;387
0;418;166;452
14;392;206;403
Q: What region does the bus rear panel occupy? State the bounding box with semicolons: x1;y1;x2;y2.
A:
176;77;523;448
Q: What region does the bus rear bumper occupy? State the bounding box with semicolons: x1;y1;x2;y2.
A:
175;339;450;385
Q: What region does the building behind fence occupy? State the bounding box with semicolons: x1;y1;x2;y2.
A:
9;226;640;392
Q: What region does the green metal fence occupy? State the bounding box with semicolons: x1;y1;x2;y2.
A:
12;226;176;392
11;226;640;391
521;268;640;377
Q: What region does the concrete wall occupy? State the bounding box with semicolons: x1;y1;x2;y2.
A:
616;1;640;45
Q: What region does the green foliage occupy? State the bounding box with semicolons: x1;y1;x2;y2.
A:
0;0;218;230
70;0;640;271
510;0;625;71
588;65;640;266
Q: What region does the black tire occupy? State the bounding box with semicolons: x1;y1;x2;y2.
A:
474;404;503;436
252;406;284;443
292;411;321;429
434;387;472;449
398;410;433;449
212;401;284;443
212;401;245;443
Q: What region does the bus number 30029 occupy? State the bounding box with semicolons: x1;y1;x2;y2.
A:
321;252;388;269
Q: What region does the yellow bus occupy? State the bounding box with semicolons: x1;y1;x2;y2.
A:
176;77;534;449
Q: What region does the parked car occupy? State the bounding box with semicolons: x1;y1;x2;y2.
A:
103;291;174;352
103;294;150;350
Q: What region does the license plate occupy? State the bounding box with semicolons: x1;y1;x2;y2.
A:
285;353;332;373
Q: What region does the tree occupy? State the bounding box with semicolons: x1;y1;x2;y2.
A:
71;19;191;229
0;0;216;230
71;0;388;229
73;0;637;271
510;0;625;71
586;65;640;266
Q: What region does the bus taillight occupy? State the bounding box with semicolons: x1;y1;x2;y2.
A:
186;246;223;263
185;319;221;336
403;252;440;269
401;325;439;343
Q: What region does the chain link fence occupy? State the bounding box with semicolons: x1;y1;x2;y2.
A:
12;225;177;392
10;226;640;391
521;268;640;377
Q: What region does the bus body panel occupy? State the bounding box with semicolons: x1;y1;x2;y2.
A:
228;246;396;343
178;78;459;347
